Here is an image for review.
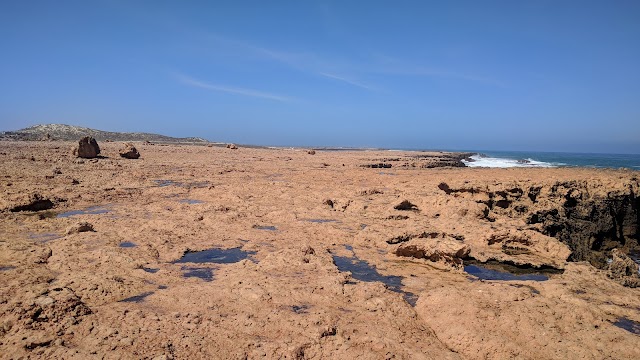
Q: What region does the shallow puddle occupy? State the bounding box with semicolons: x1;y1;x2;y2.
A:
154;179;175;187
28;233;60;243
119;242;136;248
613;317;640;335
253;225;277;231
332;248;417;306
57;206;110;218
143;267;159;273
182;267;213;281
292;305;310;314
628;251;640;274
304;219;338;223
179;199;204;204
154;180;209;188
174;247;256;264
0;266;16;271
464;263;550;281
120;291;154;303
22;210;57;219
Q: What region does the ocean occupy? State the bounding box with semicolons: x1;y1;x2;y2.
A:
461;150;640;169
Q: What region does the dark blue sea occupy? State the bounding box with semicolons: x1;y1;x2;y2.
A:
460;151;640;169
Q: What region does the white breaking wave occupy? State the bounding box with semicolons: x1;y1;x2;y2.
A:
463;154;558;168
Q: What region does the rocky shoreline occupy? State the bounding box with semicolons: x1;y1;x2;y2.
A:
1;140;639;359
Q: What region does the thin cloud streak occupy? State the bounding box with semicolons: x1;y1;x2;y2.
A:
204;34;505;89
319;72;376;91
175;74;291;102
369;54;507;87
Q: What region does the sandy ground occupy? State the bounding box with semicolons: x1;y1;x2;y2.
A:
1;141;639;359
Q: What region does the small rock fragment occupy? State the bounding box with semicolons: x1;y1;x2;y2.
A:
394;200;419;211
66;222;95;235
24;336;53;350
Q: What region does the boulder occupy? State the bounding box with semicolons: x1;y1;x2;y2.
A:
227;144;238;149
307;150;316;155
119;143;140;159
73;136;100;158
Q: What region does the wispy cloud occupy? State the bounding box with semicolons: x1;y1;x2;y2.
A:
368;54;507;87
196;33;506;91
174;73;291;102
203;34;378;91
386;66;507;87
319;72;376;91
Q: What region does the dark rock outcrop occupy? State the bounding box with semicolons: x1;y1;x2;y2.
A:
361;163;392;169
9;194;55;212
394;200;419;211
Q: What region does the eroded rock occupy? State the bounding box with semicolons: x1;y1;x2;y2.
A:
607;249;640;288
73;136;100;158
66;222;95;235
395;238;471;268
119;143;140;159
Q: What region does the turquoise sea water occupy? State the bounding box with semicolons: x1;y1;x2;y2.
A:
461;151;640;169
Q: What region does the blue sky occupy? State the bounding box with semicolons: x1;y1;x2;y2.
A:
1;0;639;153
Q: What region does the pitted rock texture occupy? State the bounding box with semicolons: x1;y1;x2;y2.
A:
0;140;638;359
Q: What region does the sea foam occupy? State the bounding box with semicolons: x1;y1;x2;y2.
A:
463;154;557;168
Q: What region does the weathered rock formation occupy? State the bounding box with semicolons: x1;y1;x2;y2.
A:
72;136;100;158
607;249;640;287
66;222;95;235
119;143;140;159
395;237;471;269
437;179;640;269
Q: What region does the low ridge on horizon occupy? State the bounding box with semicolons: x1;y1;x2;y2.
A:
0;123;210;144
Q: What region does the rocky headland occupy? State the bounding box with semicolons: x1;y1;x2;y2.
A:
0;140;638;359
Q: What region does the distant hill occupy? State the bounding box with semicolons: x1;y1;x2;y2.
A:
0;124;209;143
